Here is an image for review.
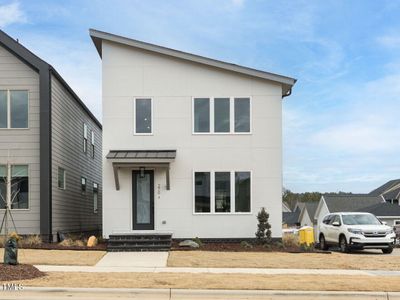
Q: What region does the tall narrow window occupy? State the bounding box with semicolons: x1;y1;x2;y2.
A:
214;98;230;133
93;183;98;213
10;165;28;209
234;98;250;132
0;165;6;209
83;123;88;153
235;172;251;212
135;98;152;134
58;167;66;190
10;91;28;128
91;131;95;158
194;172;210;212
194;98;210;133
81;177;87;194
215;172;231;212
0;91;7;128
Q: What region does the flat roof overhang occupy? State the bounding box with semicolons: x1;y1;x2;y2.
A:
107;150;176;190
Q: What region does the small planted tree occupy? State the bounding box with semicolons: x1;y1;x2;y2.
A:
255;207;272;245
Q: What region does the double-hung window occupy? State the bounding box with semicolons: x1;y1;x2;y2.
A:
91;131;95;159
83;123;88;153
81;177;87;194
58;167;66;190
134;98;152;134
0;90;29;129
193;97;251;134
194;171;251;214
0;165;29;209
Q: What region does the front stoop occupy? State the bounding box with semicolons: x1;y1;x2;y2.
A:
107;233;172;252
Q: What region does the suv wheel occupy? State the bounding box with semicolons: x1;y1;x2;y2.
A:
319;234;328;250
382;246;393;254
339;235;349;253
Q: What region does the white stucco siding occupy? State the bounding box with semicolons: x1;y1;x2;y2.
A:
102;41;284;239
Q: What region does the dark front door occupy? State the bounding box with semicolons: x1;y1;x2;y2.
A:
132;170;154;230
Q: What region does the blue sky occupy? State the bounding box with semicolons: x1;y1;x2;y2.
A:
0;0;399;193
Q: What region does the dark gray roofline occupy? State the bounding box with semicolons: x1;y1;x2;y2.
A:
0;30;102;129
89;28;297;96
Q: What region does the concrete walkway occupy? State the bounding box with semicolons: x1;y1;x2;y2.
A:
36;264;389;276
4;287;400;300
96;252;169;268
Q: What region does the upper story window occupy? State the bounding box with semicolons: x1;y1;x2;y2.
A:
91;130;95;159
134;98;152;134
83;123;88;153
58;167;66;190
193;97;251;134
0;164;29;209
0;90;29;129
93;183;98;214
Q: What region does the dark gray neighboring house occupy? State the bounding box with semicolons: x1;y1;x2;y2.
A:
369;179;400;204
282;207;300;227
0;30;102;241
359;202;400;226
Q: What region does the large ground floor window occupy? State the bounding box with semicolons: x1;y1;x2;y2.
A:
194;171;251;214
0;164;29;209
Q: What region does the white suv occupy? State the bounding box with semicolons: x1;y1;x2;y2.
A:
318;212;396;254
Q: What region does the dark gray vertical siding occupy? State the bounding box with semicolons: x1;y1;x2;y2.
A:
0;45;41;234
51;75;102;235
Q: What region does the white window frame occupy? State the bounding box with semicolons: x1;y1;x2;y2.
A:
394;220;400;226
83;123;88;153
133;97;153;135
58;167;66;190
192;170;252;215
192;97;252;135
91;130;95;158
0;90;29;130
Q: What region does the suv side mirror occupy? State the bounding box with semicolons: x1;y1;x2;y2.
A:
332;221;340;227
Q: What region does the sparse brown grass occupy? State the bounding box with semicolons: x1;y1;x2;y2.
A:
168;251;400;270
0;249;105;266
15;272;400;291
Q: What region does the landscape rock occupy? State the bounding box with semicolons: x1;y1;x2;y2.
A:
87;236;98;247
179;240;199;248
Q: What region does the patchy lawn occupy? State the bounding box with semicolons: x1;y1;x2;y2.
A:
0;249;106;266
14;272;400;291
168;251;400;270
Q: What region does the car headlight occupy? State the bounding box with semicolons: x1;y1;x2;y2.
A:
347;228;363;235
386;229;394;235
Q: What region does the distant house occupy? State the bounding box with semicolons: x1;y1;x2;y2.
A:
299;201;318;227
282;202;291;213
314;194;384;239
370;179;400;205
282;207;300;228
358;202;400;227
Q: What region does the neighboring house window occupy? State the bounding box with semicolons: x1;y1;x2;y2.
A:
134;98;152;134
194;172;211;213
10;165;29;209
194;171;251;214
58;167;66;189
193;97;251;134
0;90;28;129
0;165;29;209
0;165;7;209
83;123;88;153
91;131;95;158
93;183;98;213
81;177;87;194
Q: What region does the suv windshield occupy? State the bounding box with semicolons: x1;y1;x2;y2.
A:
342;214;381;225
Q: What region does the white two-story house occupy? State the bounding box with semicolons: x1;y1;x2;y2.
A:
90;29;296;248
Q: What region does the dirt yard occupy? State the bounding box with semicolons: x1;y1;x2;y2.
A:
168;251;400;270
0;249;106;266
14;272;400;291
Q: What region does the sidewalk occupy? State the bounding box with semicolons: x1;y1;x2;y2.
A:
4;287;400;300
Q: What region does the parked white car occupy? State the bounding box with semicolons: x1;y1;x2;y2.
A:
318;212;396;254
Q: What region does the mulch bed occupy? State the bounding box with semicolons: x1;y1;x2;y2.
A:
0;264;45;281
171;241;329;253
19;243;107;251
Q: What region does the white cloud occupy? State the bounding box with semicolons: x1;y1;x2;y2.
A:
377;34;400;49
0;2;26;28
230;0;245;7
